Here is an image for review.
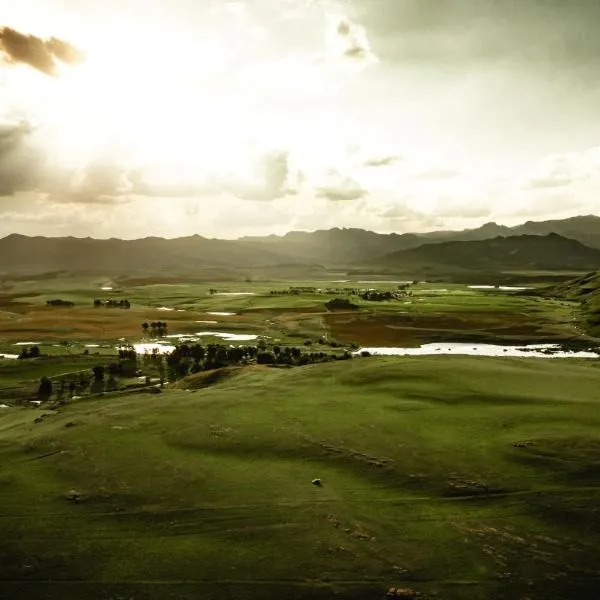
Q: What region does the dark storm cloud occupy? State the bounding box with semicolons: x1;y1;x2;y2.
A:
0;27;85;75
355;0;600;70
0;121;45;196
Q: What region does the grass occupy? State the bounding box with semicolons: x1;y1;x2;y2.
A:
0;278;586;350
1;274;599;599
1;357;600;599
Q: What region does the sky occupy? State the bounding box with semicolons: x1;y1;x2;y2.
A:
1;0;600;239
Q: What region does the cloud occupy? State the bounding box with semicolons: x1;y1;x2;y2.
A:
47;163;134;205
0;120;45;196
329;14;378;64
354;0;600;72
513;190;584;218
0;26;85;75
316;171;366;201
363;155;399;167
412;167;461;181
229;150;300;201
369;200;444;230
433;200;491;219
525;149;600;189
116;150;303;203
128;177;213;199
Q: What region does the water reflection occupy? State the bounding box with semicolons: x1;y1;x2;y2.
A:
354;343;598;358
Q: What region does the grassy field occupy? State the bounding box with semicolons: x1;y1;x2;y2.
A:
0;275;589;396
0;276;587;348
0;275;592;400
1;274;599;599
1;357;600;599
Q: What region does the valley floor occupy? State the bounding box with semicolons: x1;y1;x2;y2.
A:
2;357;600;600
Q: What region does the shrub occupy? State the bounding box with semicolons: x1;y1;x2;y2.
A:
256;351;275;365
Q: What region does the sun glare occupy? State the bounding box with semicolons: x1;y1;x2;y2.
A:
33;24;246;181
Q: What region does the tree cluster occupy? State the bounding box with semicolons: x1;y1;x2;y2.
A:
18;345;41;359
94;299;131;308
46;299;75;307
35;353;139;402
358;290;408;301
164;342;353;381
118;345;137;360
142;321;168;337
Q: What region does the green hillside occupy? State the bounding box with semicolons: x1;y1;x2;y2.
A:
2;357;600;599
542;271;600;337
375;234;600;273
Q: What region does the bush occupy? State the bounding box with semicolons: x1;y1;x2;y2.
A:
325;298;359;311
257;351;275;365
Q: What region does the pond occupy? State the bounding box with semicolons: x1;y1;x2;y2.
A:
131;331;261;353
353;343;599;359
207;312;236;316
468;285;534;291
133;342;176;354
0;354;19;360
357;280;414;284
101;286;113;291
213;292;256;296
14;341;42;345
196;331;259;341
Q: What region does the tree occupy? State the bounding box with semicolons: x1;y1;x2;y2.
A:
37;376;52;401
108;362;121;376
142;322;149;335
92;366;105;381
56;379;65;403
91;366;105;394
257;351;275;365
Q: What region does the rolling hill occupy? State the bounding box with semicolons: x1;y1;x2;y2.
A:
2;358;600;599
374;233;600;273
540;271;600;337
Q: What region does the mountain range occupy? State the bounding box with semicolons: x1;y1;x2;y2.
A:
1;214;600;277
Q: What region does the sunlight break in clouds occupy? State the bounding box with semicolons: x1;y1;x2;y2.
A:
0;0;599;238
